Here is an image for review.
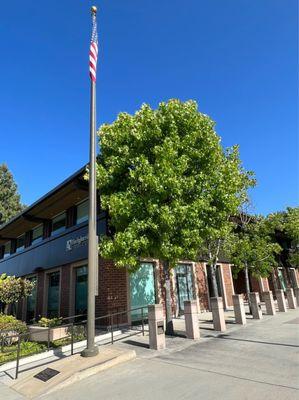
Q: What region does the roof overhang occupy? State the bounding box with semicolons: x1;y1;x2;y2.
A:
0;166;89;244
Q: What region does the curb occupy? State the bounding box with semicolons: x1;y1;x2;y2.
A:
43;349;136;397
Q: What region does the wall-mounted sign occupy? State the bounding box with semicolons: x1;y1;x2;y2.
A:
66;235;88;252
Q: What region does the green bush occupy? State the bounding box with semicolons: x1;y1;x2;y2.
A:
37;317;62;328
0;314;28;346
0;340;46;365
0;314;27;334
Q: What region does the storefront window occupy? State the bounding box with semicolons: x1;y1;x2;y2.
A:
16;234;25;253
130;262;156;321
26;276;37;322
75;266;88;316
176;264;194;314
51;213;66;236
3;241;11;258
32;225;43;245
278;269;286;291
47;272;60;318
76;200;89;225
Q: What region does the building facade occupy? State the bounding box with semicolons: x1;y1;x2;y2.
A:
0;167;236;323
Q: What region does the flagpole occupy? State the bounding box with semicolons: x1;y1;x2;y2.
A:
81;5;99;358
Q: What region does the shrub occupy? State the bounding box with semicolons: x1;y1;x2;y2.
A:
0;314;28;346
37;317;62;328
0;341;47;365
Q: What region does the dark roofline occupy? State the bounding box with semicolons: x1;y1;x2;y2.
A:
0;165;87;232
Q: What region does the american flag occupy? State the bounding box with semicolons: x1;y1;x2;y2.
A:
89;12;98;82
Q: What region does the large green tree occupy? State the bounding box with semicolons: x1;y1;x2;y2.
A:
96;99;253;333
0;164;24;224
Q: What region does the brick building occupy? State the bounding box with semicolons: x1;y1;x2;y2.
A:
0;167;235;323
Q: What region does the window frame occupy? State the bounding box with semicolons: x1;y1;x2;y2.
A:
51;212;66;236
16;234;25;253
76;199;89;225
31;224;43;245
2;241;11;259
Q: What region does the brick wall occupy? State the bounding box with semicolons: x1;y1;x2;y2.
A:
262;277;269;292
194;262;209;311
96;258;128;324
250;276;260;293
221;264;234;307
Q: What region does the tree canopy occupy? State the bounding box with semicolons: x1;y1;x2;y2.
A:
266;207;299;268
0;164;24;225
96;99;254;270
230;217;281;279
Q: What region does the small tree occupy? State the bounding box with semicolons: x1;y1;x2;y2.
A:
97;99;254;333
230;217;281;308
0;164;25;224
0;274;35;314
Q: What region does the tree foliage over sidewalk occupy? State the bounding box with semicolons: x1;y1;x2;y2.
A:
96;99;254;331
0;164;24;224
97;100;253;269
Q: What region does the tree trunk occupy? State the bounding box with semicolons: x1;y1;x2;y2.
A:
244;264;251;313
210;264;219;298
163;260;174;335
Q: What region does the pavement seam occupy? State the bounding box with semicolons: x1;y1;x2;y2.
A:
146;357;299;392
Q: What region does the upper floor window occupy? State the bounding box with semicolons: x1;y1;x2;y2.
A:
3;241;11;258
76;200;89;225
32;224;43;245
51;212;66;236
16;234;25;253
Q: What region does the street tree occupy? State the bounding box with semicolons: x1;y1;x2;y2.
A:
0;164;24;224
96;99;254;333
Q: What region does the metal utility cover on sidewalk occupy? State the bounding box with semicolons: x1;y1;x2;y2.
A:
34;368;60;382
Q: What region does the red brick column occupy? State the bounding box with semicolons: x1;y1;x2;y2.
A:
222;264;234;307
262;278;269;291
96;258;128;324
195;263;209;311
250;276;260;293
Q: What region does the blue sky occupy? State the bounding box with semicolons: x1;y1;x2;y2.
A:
0;0;298;215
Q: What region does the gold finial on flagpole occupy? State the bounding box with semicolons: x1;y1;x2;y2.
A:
91;6;97;14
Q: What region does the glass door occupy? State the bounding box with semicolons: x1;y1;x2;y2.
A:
47;272;60;318
75;266;88;317
176;264;194;314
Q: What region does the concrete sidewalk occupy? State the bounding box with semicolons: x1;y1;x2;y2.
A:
1;307;298;399
42;308;299;400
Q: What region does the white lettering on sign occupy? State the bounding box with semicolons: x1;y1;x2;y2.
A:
66;235;88;252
